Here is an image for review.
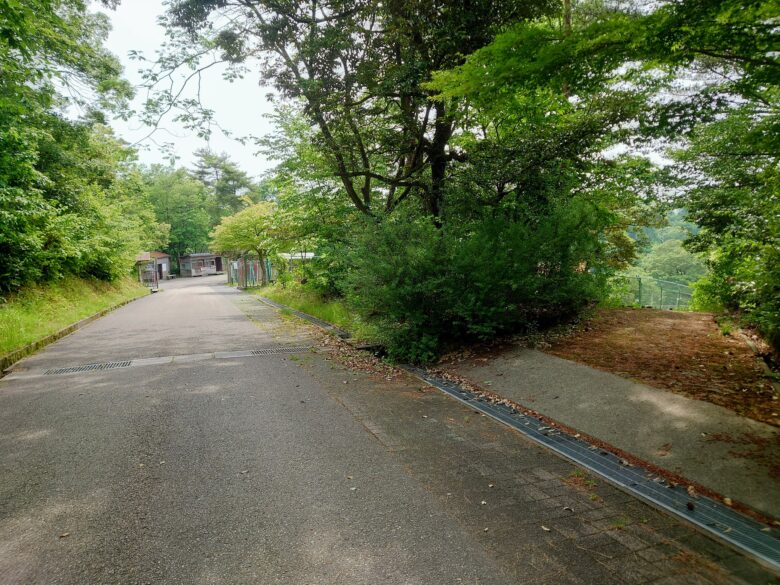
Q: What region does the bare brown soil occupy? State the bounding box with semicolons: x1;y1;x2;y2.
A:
547;308;779;427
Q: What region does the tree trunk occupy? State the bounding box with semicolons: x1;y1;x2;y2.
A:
562;0;572;98
257;251;268;286
427;102;452;223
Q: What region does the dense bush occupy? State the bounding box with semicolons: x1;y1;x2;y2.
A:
345;200;609;362
691;241;780;350
0;122;165;291
678;110;779;351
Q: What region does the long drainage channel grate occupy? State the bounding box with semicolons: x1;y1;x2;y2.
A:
250;346;312;356
45;361;132;375
405;366;780;571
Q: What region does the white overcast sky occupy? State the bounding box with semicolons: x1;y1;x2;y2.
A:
99;1;675;176
100;0;276;178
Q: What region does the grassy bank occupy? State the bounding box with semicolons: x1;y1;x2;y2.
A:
0;276;148;356
249;285;379;342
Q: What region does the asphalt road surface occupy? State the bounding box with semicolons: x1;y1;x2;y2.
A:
0;277;775;585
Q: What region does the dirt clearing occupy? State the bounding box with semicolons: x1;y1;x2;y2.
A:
547;308;779;427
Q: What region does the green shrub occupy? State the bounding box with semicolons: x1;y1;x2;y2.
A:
300;243;351;298
345;201;609;363
691;242;780;348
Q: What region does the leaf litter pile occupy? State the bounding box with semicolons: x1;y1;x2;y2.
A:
315;331;404;382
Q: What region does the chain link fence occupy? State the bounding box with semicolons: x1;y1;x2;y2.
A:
610;276;693;310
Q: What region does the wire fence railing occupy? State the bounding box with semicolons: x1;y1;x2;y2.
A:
226;258;275;288
610;276;694;310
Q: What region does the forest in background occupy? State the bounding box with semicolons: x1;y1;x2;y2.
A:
1;0;777;362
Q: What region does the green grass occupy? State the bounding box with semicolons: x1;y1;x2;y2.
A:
609;516;631;530
249;284;379;342
0;276;148;355
715;316;735;337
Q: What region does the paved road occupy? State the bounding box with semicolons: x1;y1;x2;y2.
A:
0;277;775;584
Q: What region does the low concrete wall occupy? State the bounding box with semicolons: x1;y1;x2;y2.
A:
0;294;147;374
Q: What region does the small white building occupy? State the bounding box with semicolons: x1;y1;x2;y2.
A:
278;251;315;271
179;253;225;277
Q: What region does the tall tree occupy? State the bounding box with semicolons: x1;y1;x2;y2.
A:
210;202;277;284
645;0;779;346
153;0;558;219
145;167;213;266
191;149;254;221
0;0;148;291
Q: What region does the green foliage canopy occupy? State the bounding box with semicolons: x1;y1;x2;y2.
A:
144;166;212;262
210;202;277;283
0;0;157;292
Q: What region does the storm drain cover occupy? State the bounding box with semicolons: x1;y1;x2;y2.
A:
44;361;132;375
250;346;311;356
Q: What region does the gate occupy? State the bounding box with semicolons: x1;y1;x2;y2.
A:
138;261;159;292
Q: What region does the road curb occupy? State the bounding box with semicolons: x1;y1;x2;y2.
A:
0;292;148;376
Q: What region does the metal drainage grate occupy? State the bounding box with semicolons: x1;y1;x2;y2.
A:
45;361;133;375
250;346;312;356
405;366;780;571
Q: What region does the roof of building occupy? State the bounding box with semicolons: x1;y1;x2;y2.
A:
135;251;169;263
180;252;220;258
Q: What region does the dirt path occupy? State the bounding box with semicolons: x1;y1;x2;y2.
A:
548;308;779;427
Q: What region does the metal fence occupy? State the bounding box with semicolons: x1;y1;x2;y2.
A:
226;258;274;288
610;276;693;310
137;261;159;292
